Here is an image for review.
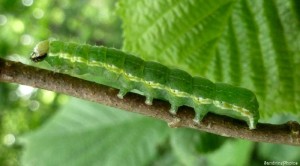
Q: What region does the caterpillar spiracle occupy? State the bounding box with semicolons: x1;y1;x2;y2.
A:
31;40;260;129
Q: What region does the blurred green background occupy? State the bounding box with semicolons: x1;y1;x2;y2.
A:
0;0;300;166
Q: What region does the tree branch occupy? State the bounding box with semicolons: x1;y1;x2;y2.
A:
0;58;299;146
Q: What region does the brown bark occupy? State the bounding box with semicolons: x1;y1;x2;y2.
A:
1;58;299;146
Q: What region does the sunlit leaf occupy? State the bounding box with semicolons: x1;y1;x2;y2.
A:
119;0;300;118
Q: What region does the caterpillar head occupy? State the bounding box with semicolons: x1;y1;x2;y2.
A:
30;40;49;62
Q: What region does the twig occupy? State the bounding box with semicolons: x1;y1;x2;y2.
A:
0;58;299;146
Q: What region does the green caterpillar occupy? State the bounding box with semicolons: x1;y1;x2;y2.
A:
31;40;259;129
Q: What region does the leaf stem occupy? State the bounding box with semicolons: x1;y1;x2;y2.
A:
0;58;299;146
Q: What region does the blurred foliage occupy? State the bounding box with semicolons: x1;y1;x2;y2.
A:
0;0;121;165
21;98;169;166
0;84;67;165
0;0;300;166
0;0;122;59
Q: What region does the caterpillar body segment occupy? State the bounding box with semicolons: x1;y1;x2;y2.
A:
31;40;260;129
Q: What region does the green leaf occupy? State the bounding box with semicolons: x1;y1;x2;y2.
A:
118;0;300;118
214;0;300;117
20;98;169;166
258;143;300;162
206;140;254;166
170;128;226;166
151;151;183;166
118;0;234;74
